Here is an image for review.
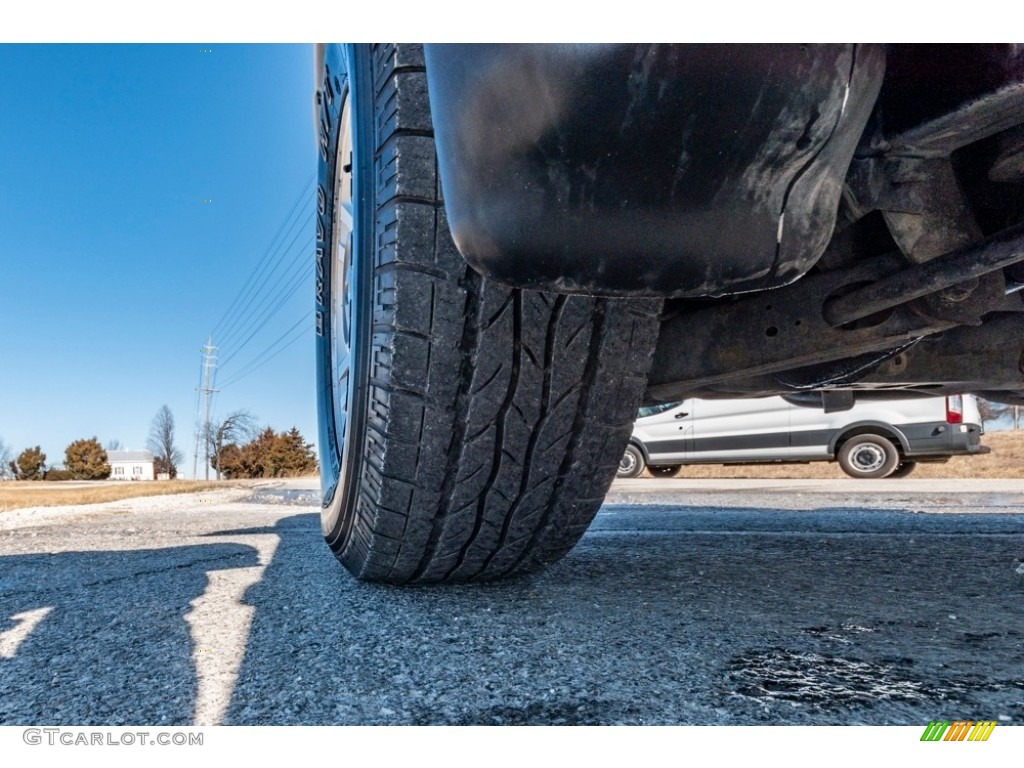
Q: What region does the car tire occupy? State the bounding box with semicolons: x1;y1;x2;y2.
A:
617;444;646;479
887;461;917;478
837;434;900;479
648;464;681;478
315;44;661;583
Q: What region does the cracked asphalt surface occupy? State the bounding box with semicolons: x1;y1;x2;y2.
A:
1;478;1022;725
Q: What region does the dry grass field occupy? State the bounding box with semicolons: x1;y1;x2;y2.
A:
653;429;1024;479
1;433;1021;512
0;480;235;513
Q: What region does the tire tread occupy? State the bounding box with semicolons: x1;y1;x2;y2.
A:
330;44;661;582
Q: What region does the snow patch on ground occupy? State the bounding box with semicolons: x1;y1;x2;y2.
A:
0;486;252;531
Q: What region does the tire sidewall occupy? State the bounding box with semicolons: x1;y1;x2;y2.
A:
316;44;374;546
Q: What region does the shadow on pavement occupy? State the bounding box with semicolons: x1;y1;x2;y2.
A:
0;542;260;725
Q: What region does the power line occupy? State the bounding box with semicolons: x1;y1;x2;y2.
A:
219;327;308;390
217;250;313;372
216;228;313;361
209;172;314;343
210;185;311;347
217;247;312;369
215;214;311;352
197;173;315;449
218;313;312;389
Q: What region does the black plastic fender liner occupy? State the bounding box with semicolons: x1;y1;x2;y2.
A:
424;44;885;298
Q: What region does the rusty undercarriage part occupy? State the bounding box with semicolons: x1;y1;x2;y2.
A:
856;312;1024;393
648;47;1024;406
672;313;1024;405
860;79;1024;162
646;233;1024;403
822;221;1024;328
843;76;1024;324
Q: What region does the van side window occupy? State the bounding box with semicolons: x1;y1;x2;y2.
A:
638;402;683;419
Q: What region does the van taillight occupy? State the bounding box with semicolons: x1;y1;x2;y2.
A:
946;394;964;424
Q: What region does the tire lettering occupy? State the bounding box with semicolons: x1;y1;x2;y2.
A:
315;62;334;339
318;114;331;162
315;247;325;306
322;69;334;106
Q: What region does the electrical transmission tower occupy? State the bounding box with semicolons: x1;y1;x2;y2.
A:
192;338;219;480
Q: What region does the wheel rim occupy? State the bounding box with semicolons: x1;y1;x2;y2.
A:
318;47;370;541
850;443;885;473
619;451;637;475
331;94;355;497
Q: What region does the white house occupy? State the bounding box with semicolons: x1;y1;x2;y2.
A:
108;450;156;481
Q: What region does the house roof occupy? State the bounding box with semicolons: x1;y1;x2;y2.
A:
108;451;155;462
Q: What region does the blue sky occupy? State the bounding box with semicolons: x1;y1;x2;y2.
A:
0;25;1003;480
0;44;316;476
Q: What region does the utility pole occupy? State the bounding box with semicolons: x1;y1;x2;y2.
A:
193;338;219;480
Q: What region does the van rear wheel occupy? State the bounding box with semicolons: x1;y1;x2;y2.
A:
837;434;900;479
649;464;681;478
888;461;917;478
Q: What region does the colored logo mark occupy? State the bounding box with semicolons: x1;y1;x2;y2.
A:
920;721;997;742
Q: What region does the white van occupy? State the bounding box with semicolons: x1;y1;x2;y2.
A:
619;393;986;479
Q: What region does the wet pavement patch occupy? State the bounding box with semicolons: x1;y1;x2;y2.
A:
728;649;948;707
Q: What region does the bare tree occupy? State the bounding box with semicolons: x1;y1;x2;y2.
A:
977;398;1011;430
208;410;258;480
106;439;123;451
147;405;184;479
0;438;12;480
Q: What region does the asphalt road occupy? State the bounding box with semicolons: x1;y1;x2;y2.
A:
1;478;1022;725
